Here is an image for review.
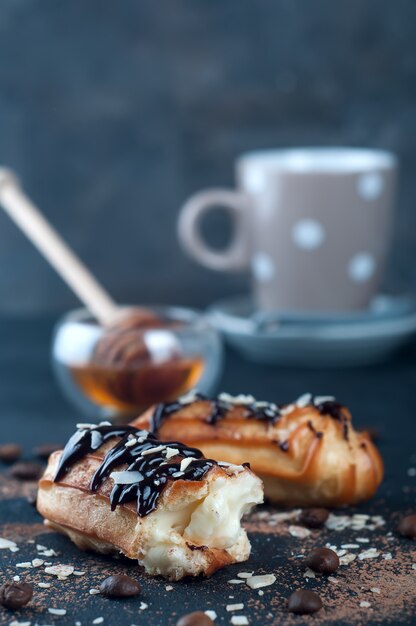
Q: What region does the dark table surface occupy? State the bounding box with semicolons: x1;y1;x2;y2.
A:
0;315;415;626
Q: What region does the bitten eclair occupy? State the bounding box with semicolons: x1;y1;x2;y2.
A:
134;392;383;507
37;423;263;580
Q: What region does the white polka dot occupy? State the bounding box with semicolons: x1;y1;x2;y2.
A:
251;253;275;282
292;219;326;250
357;172;384;200
244;168;265;193
348;253;376;283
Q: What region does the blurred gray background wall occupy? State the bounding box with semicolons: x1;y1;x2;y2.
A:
0;0;415;313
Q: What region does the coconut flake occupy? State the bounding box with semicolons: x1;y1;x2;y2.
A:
230;617;249;625
48;608;67;615
237;572;254;579
45;564;74;577
141;445;166;456
227;604;244;611
288;525;311;538
228;579;246;585
0;537;18;550
38;582;51;588
314;395;335;404
296;393;312;408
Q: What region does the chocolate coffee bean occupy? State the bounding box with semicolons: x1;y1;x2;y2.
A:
299;508;329;529
288;589;323;615
0;444;22;464
9;461;43;481
397;514;416;539
34;443;62;460
305;547;339;574
0;581;33;609
176;612;214;626
99;574;141;597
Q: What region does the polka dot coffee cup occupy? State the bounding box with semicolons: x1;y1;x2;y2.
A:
178;148;397;312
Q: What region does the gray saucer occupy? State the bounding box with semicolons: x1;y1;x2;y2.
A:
207;294;416;367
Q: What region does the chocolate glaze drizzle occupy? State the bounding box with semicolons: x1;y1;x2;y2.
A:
150;392;349;443
54;424;216;517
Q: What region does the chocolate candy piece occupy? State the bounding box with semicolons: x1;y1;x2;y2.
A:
398;514;416;539
299;508;329;529
0;581;33;609
9;461;43;481
176;612;214;626
0;443;22;463
288;589;323;615
99;574;141;597
305;547;339;574
34;443;62;459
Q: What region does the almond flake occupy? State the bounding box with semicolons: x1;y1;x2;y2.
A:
246;574;276;589
180;457;195;472
165;447;180;459
45;564;74;577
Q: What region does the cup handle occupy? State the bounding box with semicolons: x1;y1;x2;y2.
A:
178;189;251;271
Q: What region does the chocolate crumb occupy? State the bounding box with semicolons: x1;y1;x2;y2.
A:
288;589;322;614
0;444;22;464
9;461;43;481
0;581;33;609
99;574;141;598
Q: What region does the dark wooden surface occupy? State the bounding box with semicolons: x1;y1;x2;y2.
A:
0;316;415;625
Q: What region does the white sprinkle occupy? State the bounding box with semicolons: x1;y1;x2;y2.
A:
205;610;217;620
237;572;254;579
45;564;74;577
139;602;148;610
110;470;143;484
258;590;264;596
228;579;246;585
356;537;370;543
360;601;371;608
89;588;100;595
296;393;312;408
165;447;180;459
0;537;18;549
38;582;51;588
13;574;21;582
73;570;86;576
48;608;67;616
75;622;82;626
92;619;104;625
370;588;381;594
230;617;249;625
288;525;311;538
304;568;316;579
226;603;244;611
180;457;195;472
246;574;276;589
16;562;32;568
141;445;166;456
165;585;173;591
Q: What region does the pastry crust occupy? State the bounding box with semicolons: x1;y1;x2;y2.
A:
37;435;263;580
134;395;383;507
